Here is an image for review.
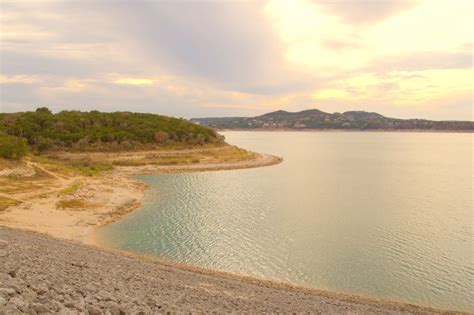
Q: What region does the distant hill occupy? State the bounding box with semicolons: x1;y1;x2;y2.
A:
191;109;474;132
0;108;223;154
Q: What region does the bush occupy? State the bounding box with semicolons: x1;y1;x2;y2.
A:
0;134;28;160
0;108;224;152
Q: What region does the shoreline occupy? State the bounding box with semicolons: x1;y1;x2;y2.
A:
0;151;466;313
0;150;282;246
89;152;283;246
218;128;473;133
2;226;465;313
94;231;463;314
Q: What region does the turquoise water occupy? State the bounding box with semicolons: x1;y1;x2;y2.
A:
98;131;473;311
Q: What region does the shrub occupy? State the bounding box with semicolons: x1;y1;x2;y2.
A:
0;134;28;160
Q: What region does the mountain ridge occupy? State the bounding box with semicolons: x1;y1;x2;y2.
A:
190;109;473;131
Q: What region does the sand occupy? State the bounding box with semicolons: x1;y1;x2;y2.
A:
0;152;281;245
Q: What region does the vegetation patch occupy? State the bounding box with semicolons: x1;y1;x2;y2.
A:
56;198;100;210
0;133;28;160
0;107;224;154
59;182;82;196
0;178;42;194
0;158;24;171
112;159;147;167
0;196;20;212
30;156;76;177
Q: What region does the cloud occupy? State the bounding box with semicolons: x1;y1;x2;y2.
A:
317;0;418;24
0;0;472;120
370;51;473;72
103;1;308;95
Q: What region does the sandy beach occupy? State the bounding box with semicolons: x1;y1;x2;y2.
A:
0;149;282;245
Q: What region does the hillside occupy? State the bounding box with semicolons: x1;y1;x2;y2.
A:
0;108;223;157
191;109;474;131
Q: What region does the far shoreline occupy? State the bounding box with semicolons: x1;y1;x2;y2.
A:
218;128;474;133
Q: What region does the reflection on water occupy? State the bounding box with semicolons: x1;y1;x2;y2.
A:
98;132;473;311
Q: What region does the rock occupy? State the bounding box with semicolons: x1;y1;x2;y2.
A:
57;308;77;315
0;295;7;306
9;296;26;309
5;284;21;294
0;250;8;257
86;305;102;315
2;302;21;315
22;289;37;302
30;302;50;313
0;240;8;248
0;287;16;297
7;268;18;278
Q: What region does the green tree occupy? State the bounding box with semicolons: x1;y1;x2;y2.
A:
0;134;28;160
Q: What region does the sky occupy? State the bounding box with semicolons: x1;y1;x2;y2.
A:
0;0;472;120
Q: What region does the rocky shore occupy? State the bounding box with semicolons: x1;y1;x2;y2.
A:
0;226;456;314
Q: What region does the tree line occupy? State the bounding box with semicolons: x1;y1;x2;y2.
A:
0;108;223;159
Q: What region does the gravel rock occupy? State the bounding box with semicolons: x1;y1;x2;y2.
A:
0;226;445;314
29;303;49;313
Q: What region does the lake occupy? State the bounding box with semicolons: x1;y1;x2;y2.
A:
97;131;473;311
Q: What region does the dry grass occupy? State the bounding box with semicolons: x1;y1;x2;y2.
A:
0;165;57;195
112;160;148;167
0;178;43;194
58;182;82;196
56;198;101;210
110;145;254;167
0;196;20;212
0;158;23;171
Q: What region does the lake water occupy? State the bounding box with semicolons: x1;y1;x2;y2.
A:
97;131;473;311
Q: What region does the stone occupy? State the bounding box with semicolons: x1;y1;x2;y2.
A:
30;302;50;313
2;302;21;315
9;297;26;309
0;250;8;257
0;287;16;297
86;305;102;315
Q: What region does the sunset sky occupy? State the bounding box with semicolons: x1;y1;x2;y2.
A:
1;0;472;120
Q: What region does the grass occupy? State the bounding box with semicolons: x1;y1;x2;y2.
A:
59;182;82;196
56;198;100;210
31;155;113;177
112;160;147;166
0;178;42;194
0;196;19;212
30;156;76;177
110;145;253;167
56;159;114;177
0;158;23;171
